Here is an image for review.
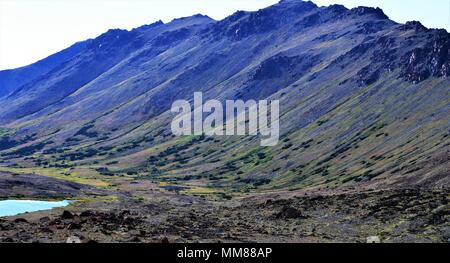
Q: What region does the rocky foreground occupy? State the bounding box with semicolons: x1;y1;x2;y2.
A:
1;187;448;243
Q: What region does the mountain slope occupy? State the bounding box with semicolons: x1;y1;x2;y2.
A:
0;41;88;98
0;0;448;193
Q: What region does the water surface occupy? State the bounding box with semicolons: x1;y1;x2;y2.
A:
0;200;70;217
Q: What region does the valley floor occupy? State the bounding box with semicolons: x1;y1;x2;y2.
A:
0;171;448;243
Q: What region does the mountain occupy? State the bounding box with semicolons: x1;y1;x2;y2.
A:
0;0;448;194
0;41;88;98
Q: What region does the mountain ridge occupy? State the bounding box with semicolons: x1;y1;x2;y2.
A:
0;0;448;193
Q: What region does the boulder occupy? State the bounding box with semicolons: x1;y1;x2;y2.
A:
275;206;307;219
61;210;74;220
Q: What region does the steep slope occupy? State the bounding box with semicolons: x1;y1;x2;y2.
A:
0;15;213;124
0;0;448;193
0;41;88;98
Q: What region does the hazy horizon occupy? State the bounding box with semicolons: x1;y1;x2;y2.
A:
1;0;449;70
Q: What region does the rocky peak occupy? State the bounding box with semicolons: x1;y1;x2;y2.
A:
400;31;450;82
349;6;389;20
292;4;348;30
205;0;318;40
171;14;214;23
399;21;428;32
325;4;348;14
133;20;164;31
277;0;318;9
87;29;137;50
274;0;318;16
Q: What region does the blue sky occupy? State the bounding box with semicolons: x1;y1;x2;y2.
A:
0;0;449;70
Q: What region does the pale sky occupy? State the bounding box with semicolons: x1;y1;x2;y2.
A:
0;0;449;70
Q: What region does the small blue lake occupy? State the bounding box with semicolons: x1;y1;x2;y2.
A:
0;200;70;217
